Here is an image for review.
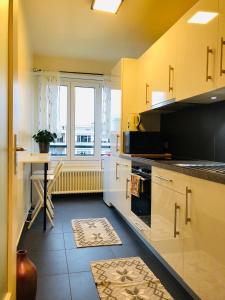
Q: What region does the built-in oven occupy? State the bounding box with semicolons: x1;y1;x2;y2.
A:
131;163;151;227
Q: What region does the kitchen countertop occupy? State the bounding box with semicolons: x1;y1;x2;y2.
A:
120;154;225;185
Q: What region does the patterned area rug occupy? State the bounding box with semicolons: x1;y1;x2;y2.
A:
91;257;174;300
71;218;122;248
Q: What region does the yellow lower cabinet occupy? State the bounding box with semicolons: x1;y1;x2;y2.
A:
183;177;225;300
151;181;184;277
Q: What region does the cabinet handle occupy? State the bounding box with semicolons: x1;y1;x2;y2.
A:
115;162;119;180
134;222;144;232
220;37;225;76
101;158;103;170
206;46;213;81
185;187;192;224
145;83;150;104
126;178;130;199
169;65;174;92
116;134;120;152
174;203;180;238
155;175;173;183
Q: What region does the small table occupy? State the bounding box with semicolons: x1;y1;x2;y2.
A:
19;153;51;231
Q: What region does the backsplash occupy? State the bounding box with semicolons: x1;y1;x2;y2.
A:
161;101;225;162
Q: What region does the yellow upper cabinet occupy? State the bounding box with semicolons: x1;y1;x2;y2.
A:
217;0;225;88
176;0;219;101
150;24;178;108
110;58;138;153
137;48;152;113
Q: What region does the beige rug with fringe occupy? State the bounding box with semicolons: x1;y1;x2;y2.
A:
71;218;122;248
91;257;174;300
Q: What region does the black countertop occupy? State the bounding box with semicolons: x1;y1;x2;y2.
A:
120;154;225;185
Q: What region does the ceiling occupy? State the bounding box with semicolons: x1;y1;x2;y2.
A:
23;0;197;65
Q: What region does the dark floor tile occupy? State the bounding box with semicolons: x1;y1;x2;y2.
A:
70;272;99;300
64;233;76;250
62;221;73;233
19;195;194;300
66;246;115;273
29;250;68;276
36;274;71;300
19;231;65;252
27;220;63;234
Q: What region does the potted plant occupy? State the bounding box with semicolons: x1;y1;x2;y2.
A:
32;130;57;153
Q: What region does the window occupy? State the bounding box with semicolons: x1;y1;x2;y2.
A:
50;79;102;160
74;87;95;156
50;85;68;157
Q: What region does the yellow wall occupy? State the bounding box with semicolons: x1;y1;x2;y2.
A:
15;0;33;243
33;54;112;75
7;1;33;298
0;1;9;299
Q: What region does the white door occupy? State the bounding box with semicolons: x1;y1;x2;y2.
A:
183;177;225;300
151;181;184;276
176;0;219;101
217;0;225;88
102;156;112;206
0;1;9;299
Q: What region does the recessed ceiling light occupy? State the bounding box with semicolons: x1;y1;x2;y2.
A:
91;0;123;14
187;11;218;24
211;96;217;100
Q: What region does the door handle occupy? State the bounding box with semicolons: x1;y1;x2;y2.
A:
126;178;130;199
145;83;150;105
169;65;174;92
155;175;173;183
16;146;26;151
115;162;119;180
185;187;192;224
220;37;225;76
116;134;120;152
206;46;213;81
174;203;180;238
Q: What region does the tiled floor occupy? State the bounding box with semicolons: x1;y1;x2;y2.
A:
18;195;194;300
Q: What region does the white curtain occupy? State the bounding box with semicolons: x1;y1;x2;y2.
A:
101;80;111;141
38;71;60;135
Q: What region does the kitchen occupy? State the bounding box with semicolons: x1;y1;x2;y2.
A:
1;0;225;299
102;0;225;299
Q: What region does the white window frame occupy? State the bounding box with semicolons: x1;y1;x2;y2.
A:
51;78;102;161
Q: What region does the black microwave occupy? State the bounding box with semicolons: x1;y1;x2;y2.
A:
123;131;164;154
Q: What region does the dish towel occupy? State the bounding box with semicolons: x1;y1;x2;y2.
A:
131;174;142;197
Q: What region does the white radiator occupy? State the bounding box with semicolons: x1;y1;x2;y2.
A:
52;169;103;194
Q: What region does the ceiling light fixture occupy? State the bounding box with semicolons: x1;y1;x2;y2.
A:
91;0;123;14
187;11;218;24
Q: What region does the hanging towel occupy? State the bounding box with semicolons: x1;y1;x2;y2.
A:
131;174;142;197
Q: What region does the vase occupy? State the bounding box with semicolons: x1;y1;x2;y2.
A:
39;142;49;153
17;250;37;300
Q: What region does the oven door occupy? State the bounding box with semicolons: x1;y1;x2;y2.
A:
131;173;151;227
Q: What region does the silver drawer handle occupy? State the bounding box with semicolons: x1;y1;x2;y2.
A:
155;175;173;183
174;203;180;238
134;222;144;232
185;187;192;224
126;178;130;199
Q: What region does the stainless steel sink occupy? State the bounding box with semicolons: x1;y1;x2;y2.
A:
175;163;225;167
174;162;225;175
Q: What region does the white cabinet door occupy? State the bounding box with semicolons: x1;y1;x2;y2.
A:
217;0;225;88
150;24;178;107
183;177;225;300
102;156;112;206
137;49;152;113
151;181;184;276
176;0;219;101
117;161;131;217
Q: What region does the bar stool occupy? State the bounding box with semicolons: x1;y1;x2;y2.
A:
28;161;63;229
